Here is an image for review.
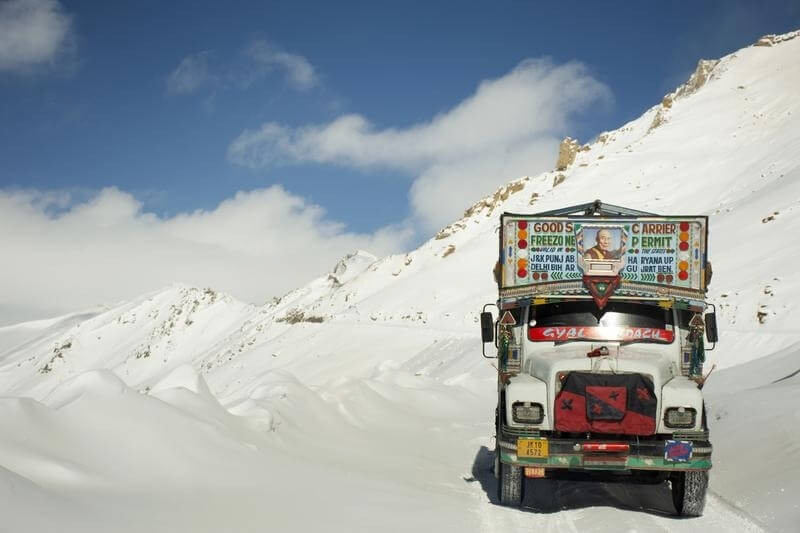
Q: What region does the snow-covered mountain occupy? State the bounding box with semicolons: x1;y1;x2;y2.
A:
1;31;799;532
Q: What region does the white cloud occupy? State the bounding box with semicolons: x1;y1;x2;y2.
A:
245;40;317;90
0;187;412;325
166;40;317;96
166;51;212;94
0;0;73;72
227;59;611;230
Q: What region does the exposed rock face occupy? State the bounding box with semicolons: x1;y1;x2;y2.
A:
555;137;581;171
648;107;669;132
434;222;466;240
674;59;720;100
649;59;720;133
754;31;800;47
434;177;528;240
328;250;377;286
462;179;526;219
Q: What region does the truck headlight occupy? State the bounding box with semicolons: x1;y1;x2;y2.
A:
512;402;544;424
664;407;696;428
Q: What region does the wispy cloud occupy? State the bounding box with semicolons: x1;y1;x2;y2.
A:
244;40;318;90
0;0;73;72
166;40;317;96
228;59;611;230
0;187;412;324
165;51;213;94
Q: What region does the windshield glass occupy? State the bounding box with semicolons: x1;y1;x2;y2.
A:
527;301;674;344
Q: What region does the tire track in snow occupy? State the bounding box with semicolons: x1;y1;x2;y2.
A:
467;468;767;533
704;491;767;532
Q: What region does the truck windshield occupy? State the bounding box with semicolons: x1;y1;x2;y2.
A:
527;301;674;344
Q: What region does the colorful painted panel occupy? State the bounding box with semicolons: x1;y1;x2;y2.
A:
500;215;708;296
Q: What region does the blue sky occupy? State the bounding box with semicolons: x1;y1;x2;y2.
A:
1;0;799;322
4;1;799;228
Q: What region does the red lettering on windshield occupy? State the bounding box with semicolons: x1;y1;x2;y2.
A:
528;326;674;343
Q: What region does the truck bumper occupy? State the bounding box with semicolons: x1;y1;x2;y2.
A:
497;429;712;471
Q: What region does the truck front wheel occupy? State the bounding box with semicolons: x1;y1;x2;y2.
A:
671;470;708;517
498;462;524;506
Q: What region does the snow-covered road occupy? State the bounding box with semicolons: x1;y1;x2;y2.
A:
1;323;797;532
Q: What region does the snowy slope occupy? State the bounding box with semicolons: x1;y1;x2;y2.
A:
1;31;800;532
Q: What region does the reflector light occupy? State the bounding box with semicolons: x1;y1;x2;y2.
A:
518;239;528;249
517;269;527;278
679;222;690;232
679;231;689;242
679;241;689;251
678;271;689;281
581;443;630;452
518;221;528;230
678;260;689;271
517;258;528;269
517;229;528;240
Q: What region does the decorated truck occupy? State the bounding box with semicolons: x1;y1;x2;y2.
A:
480;201;717;516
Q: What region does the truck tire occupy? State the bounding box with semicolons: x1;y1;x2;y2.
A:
498;462;524;506
671;470;708;517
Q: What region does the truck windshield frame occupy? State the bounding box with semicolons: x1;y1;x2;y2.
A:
527;300;675;344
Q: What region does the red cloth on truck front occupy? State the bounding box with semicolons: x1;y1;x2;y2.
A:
554;372;657;435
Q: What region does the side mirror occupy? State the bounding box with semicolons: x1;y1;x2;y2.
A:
705;312;719;343
480;312;495;343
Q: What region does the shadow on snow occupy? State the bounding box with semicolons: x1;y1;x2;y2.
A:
468;445;686;519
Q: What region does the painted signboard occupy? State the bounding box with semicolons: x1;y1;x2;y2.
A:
500;215;708;299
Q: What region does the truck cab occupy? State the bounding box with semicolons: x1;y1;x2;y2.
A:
482;201;716;516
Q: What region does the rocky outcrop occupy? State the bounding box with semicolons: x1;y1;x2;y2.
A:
327;250;377;286
555;137;580;171
674;59;719;100
434;222;466;240
462;179;526;219
555;137;591;171
754;31;799;47
648;107;669;132
649;59;719;133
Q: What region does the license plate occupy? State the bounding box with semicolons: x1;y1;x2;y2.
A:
517;438;549;458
